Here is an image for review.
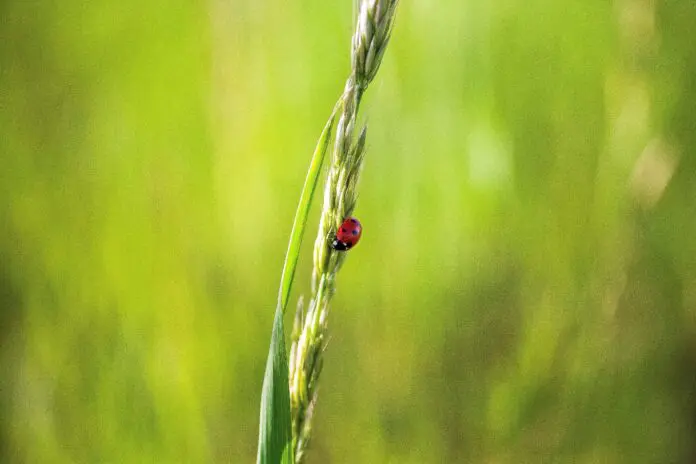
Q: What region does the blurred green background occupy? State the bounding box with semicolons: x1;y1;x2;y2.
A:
2;0;696;462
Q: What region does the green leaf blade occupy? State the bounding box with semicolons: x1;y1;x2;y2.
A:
257;102;340;464
257;305;294;464
277;103;339;314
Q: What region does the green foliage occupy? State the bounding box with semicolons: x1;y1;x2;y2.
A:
257;306;293;464
258;101;336;464
277;108;338;315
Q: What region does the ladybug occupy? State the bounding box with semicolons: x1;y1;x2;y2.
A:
331;216;362;251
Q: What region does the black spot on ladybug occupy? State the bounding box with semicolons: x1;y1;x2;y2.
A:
350;218;358;223
341;228;347;233
352;230;358;235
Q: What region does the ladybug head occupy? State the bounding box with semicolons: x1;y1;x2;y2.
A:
330;238;351;251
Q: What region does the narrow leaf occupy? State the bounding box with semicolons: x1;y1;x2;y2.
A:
277;102;340;314
257;305;294;464
257;102;341;464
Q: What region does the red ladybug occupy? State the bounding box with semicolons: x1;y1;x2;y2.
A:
331;217;362;251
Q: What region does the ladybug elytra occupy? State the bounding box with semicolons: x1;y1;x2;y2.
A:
331;216;362;251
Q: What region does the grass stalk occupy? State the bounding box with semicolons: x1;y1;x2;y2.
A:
288;1;400;461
